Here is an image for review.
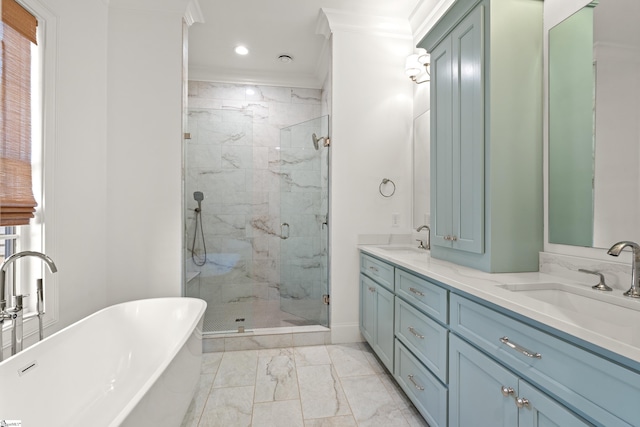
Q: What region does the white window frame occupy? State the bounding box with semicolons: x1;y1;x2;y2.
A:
1;0;58;353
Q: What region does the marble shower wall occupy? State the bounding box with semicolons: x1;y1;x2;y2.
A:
185;81;325;330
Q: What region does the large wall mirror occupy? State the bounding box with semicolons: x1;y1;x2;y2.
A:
548;0;640;248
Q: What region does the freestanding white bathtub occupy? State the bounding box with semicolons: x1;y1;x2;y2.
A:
0;297;206;427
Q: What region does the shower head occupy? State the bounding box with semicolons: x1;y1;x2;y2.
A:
194;191;204;211
312;133;329;150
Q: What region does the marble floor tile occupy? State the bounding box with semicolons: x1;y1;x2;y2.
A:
183;344;427;427
201;352;224;374
180;373;215;427
303;415;359;427
340;375;409;427
358;343;387;374
297;364;351;419
293;345;331;366
213;350;259;388
199;386;254;427
326;344;377;378
254;351;299;402
251;400;304;427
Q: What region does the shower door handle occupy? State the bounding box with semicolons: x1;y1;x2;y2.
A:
281;223;290;240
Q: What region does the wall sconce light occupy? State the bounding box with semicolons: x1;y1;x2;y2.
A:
405;48;430;84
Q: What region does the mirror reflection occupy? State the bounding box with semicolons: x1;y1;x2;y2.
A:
548;0;640;248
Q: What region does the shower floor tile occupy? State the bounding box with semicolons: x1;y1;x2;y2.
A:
181;343;429;427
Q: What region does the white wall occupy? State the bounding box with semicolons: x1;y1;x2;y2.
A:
36;0;109;339
106;3;186;304
324;12;414;342
11;0;191;352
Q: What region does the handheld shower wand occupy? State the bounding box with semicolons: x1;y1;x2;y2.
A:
194;191;204;212
191;191;207;266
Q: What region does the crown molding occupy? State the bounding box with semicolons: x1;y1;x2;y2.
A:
184;0;204;26
188;66;324;90
410;0;456;46
108;0;191;14
318;8;412;40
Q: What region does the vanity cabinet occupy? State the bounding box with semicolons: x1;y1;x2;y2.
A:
359;252;451;426
359;254;395;371
360;247;640;426
449;334;592;427
450;293;640;426
419;0;544;272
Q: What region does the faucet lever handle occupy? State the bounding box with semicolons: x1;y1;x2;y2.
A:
579;269;613;292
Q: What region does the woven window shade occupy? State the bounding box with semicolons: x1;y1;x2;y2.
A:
1;0;38;226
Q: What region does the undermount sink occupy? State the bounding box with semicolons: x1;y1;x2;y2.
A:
498;282;640;345
375;246;427;255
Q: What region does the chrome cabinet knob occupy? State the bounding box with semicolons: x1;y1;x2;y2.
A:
501;386;515;397
515;397;530;408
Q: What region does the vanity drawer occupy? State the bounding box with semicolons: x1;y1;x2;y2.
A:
395;297;448;383
395;269;448;324
450;293;640;426
360;253;394;291
395;339;448;427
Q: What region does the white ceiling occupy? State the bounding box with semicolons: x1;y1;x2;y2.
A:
188;0;420;88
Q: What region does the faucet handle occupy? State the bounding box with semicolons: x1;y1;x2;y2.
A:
416;239;426;250
579;269;613;292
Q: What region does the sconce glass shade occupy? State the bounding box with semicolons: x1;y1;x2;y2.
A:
416;48;430;65
405;54;422;78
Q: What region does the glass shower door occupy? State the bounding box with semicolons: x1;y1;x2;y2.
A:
184;108;256;333
278;115;330;327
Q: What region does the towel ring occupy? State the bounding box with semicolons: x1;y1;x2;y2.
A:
379;178;396;198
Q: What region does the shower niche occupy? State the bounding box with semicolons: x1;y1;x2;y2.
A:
184;83;329;334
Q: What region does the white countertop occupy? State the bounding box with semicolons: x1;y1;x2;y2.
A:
359;244;640;367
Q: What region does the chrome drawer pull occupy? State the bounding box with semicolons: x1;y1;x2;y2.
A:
409;287;424;297
499;336;542;359
407;374;425;391
368;287;376;293
408;326;425;339
368;266;379;273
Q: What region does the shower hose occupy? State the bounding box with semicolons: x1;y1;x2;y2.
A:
191;206;207;266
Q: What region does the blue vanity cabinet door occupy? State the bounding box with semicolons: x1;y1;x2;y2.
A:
359;273;394;372
449;334;518;427
430;30;454;250
373;283;394;372
518;381;593;427
360;274;376;345
449;4;484;254
430;4;484;254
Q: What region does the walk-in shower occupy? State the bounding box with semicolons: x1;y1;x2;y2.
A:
184;102;330;334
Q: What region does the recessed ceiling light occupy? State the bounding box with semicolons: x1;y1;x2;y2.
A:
277;54;293;63
235;45;249;55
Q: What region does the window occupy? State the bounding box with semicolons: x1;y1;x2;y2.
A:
1;0;44;322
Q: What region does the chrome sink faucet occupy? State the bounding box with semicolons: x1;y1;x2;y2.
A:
607;241;640;298
0;251;57;361
416;225;431;250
